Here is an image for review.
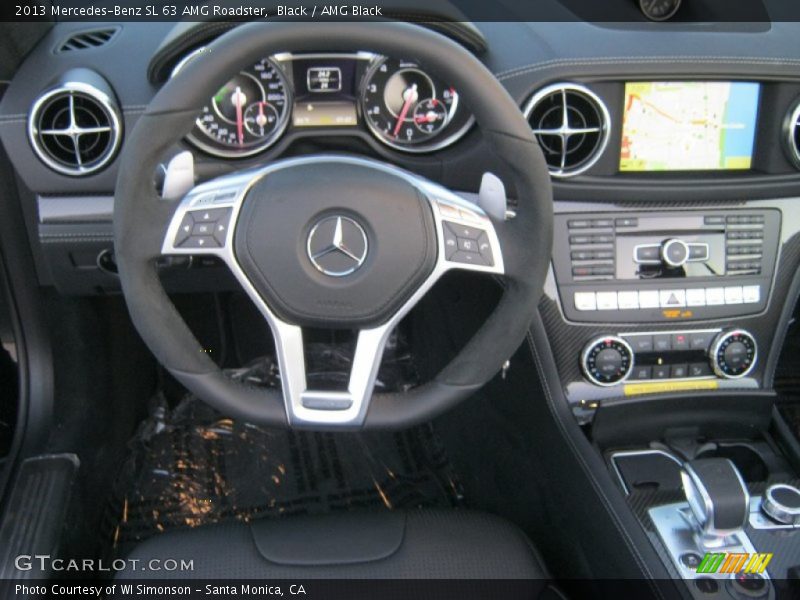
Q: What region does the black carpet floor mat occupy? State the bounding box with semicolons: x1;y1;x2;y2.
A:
104;395;464;554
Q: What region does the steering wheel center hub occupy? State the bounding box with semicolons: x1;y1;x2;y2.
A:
232;161;438;328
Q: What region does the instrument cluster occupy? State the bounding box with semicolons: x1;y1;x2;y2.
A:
172;50;474;158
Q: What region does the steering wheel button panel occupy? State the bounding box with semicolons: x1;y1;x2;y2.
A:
160;156;505;427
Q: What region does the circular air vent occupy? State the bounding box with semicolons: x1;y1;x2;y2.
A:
28;81;122;176
785;100;800;170
523;83;610;178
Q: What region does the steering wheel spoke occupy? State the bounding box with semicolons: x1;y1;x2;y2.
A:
161;170;255;257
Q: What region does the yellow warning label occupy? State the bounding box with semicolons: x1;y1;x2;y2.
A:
624;379;719;396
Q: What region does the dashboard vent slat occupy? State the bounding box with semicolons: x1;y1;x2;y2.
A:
786;101;800;170
524;83;610;178
28;82;122;177
57;28;119;53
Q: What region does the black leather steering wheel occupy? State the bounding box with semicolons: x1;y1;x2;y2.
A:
114;21;552;430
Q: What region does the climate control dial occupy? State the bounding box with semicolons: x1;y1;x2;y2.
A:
582;336;634;386
710;329;757;379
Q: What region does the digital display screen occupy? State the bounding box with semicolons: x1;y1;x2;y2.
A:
620;81;760;172
293;100;358;127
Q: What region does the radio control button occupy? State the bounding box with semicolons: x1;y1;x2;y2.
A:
686;288;706;306
687;243;709;261
662;239;690;267
616;217;638;227
591;219;614;228
635;245;661;263
596;292;618;310
568;219;591;229
639;290;660;308
724;286;744;304
742;285;761;304
569;235;591;244
617;291;639;309
574;292;597;311
660;289;686;307
704;216;725;225
705;287;725;306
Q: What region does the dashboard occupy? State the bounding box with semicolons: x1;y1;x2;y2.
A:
2;19;800;425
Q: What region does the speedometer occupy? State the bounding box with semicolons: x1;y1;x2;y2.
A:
174;51;291;158
360;57;473;153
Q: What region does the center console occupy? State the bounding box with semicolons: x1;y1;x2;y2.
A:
535;196;800;597
539;202;797;422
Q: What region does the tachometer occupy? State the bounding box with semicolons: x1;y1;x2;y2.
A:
174;51;291;158
360;57;471;152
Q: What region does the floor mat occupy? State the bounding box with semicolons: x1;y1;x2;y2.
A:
104;394;464;554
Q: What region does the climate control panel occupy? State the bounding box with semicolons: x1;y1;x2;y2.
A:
581;328;757;386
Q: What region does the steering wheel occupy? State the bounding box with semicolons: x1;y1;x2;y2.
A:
114;22;552;430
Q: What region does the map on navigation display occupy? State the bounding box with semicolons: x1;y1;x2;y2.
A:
620;81;760;172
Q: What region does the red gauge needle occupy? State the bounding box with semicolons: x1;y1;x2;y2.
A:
234;86;244;145
393;83;418;138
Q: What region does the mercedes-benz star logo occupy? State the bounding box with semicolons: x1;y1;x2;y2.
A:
306;216;369;277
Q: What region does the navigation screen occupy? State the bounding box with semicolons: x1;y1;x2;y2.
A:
620;81;760;172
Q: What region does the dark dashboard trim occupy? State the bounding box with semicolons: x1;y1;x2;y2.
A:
147;20;488;84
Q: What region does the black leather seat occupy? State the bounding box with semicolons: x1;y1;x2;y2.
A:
119;510;552;593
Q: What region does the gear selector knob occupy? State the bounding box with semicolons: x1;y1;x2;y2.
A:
681;458;750;540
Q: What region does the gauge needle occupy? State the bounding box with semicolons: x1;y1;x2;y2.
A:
234;86;244;145
393;83;418;138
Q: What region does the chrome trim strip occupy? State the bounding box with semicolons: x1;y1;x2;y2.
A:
161;155;504;428
38;195;114;223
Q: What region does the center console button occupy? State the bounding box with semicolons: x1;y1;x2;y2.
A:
686;288;706;306
635;245;660;263
631;365;652;380
653;365;670;379
617;291;639;309
705;287;725;306
596;292;618;310
671;333;689;351
689;362;712;377
689;332;713;351
653;334;671;352
639;290;660;308
660;289;686;307
662;239;690;267
624;335;653;353
671;364;688;378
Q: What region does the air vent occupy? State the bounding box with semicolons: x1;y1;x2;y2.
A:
28;82;122;176
523;83;610;178
785;101;800;170
56;28;119;53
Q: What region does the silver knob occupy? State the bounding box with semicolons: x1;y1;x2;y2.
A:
761;483;800;525
709;329;757;379
661;238;690;267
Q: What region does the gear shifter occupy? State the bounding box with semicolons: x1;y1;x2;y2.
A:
680;458;750;547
